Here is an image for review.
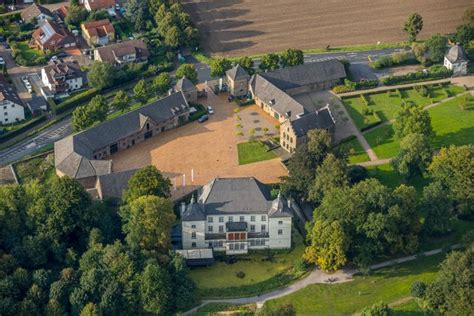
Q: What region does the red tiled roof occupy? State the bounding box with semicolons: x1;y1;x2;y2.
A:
85;0;116;10
82;19;115;37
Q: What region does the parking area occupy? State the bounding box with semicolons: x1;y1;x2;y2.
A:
111;89;288;200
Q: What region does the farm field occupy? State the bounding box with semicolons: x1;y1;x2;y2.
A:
365;95;474;159
181;0;472;57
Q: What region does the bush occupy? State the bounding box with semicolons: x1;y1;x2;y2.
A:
360;302;392;316
235;271;246;279
360;94;370;106
381;65;452;85
410;281;427;298
332;84;355;93
414;84;430;97
52;88;99;114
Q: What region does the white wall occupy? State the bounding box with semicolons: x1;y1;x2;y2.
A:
268;217;292;249
0;100;25;124
182;220;206;249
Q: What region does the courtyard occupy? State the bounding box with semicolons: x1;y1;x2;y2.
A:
111;90;288;200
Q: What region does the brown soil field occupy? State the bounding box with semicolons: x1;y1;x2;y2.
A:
181;0;472;57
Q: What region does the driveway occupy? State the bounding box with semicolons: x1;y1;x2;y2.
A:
111;89;288;200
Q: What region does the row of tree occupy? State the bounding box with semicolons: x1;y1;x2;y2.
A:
0;166;196;315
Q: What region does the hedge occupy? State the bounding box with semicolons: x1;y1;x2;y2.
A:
52;88;99;114
332;79;379;94
0;114;47;143
381;65;452;85
236;98;254;106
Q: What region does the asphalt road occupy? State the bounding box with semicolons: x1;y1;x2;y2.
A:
0;47;404;166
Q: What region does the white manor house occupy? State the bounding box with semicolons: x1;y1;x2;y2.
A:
181;177;294;255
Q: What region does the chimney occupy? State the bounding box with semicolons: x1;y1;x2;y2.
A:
180;201;186;215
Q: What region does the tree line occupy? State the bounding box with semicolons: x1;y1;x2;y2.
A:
0;166;196;315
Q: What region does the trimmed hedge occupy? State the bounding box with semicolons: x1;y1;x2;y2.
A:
52;88;99;114
381;65;452;85
0;115;47;143
236;98;254;106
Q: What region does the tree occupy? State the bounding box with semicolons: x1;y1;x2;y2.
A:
236;56;255;75
308;154;348;203
125;0;148;32
111;91;130;113
463;6;474;26
422;182;453;235
139;261;173;314
175;63;198;84
124;166;172;202
64;4;88;26
394;103;433;140
424;34;448;63
392;133;432;179
427;145;473;218
304;220;348;272
80;303;101;316
410;281;427;298
403;13;423;42
210;57;232;78
422;245;474;314
184;26;199;49
87;95;109;123
120;196;176;256
152;72;172;96
133;80;149;104
169;254;196;311
87;62;114;90
280;48;304;67
281;129;334;199
360;302;392;316
455;24;474;47
72;105;94;132
259;53;280;71
164;26;180;48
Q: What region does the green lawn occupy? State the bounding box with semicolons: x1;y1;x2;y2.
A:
343;84;465;130
339;137;370;164
393;299;427;316
237;141;277;165
189;232;305;297
16;41;44;63
367;163;429;195
265;253;444;315
195;303;256;316
365;94;474;159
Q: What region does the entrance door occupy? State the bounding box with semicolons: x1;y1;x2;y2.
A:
144;131;153;139
109;143;119;154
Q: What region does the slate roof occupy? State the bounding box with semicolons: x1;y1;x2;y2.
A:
445;44;468;63
226;222;248;231
250;60;345;121
289;105;336;138
0;75;23;106
54;92;189;179
182;177;293;221
95;39;149;64
175;77;196;92
226;65;250;81
21;3;53;22
96;169;138;200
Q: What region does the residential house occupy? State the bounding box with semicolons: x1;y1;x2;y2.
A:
41;60;85;99
82;0;116;12
54;92;189;195
226;64;250;97
280;105;336;153
54;6;69;22
175;77;197;103
94;39;149;66
0;75;25;125
21;3;54;25
81;19;115;47
444;44;469;76
181;177;293;255
32;20;76;51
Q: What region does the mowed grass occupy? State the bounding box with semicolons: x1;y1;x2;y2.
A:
16;41;44;63
392;299;426;315
339;137;370;163
237;141;277;165
365;94;474;159
265;253;444;315
367;163;429;194
343;84;465;130
188;232;305;290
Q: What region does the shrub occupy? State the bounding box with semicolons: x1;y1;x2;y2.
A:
235;271;246;279
332;84;355;93
381;65;452;85
411;281;427;298
52;88;99;114
414;85;430;97
360;94;370;106
360;302;392;316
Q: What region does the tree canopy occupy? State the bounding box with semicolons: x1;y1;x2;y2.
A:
210;57;232;78
87;62;115;90
124;166;172;203
403;13;423;42
280;48;304;67
175;64;198;84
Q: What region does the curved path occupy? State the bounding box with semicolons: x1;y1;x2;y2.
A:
184;244;462;315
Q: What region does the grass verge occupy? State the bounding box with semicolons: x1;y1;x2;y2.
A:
237;141;277;165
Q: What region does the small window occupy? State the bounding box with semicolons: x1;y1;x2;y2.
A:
191;242;196;248
219;225;224;233
191;224;196;229
228;216;233;222
240;243;245;250
261;215;266;221
278;229;283;235
235;233;240;240
250;215;255;222
239;215;245;222
208;226;213;232
219;216;224;222
191;232;196;239
229;244;234;250
208;217;213;223
250;225;255;232
261;224;266;232
278;220;283;225
261;239;266;245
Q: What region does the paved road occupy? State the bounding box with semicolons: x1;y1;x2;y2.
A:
0;118;71;166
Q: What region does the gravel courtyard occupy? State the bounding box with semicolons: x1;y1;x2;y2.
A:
111;91;288;200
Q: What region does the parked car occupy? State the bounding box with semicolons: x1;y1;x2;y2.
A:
0;57;5;65
198;115;209;123
207;106;214;114
50;56;58;62
21;76;32;93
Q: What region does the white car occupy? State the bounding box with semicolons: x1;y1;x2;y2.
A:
0;57;5;65
50;56;58;62
207;106;214;114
